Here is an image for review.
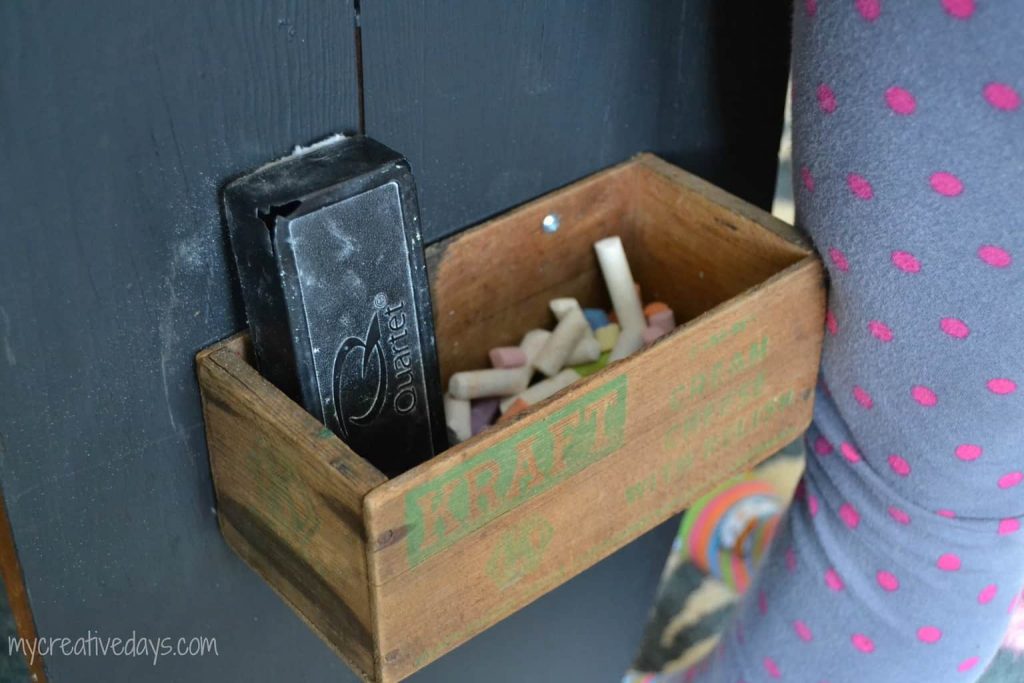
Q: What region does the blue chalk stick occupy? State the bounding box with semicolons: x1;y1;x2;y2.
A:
584;308;610;330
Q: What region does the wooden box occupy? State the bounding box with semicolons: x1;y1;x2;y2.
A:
196;154;825;682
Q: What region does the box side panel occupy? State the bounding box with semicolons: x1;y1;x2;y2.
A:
197;346;386;680
625;158;812;323
366;259;825;680
633;154;812;252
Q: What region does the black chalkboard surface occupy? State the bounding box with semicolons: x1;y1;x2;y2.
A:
0;1;790;680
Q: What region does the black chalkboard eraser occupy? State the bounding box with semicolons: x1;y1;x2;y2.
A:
223;135;447;476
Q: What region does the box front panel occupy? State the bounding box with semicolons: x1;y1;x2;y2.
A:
366;259;825;681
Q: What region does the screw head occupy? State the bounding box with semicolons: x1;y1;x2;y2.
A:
542;213;560;233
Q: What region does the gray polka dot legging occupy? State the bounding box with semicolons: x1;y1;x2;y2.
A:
678;2;1024;681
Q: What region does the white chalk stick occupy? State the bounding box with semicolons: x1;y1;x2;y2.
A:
549;297;601;365
566;335;601;365
533;307;588;377
549;297;579;320
443;394;472;443
609;325;644;361
502;369;581;412
448;368;529;399
594;237;646;333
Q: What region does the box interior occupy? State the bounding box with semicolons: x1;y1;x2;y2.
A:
426;161;808;387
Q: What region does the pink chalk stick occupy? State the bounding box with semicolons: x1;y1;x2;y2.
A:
489;346;528;369
642;325;667;346
648;308;676;333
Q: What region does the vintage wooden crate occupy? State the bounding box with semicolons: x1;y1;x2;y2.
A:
196;154;825;682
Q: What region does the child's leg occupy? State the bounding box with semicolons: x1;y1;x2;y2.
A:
673;3;1024;681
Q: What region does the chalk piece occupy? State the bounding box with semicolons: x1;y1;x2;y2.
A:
644;301;670;317
642;325;667;346
549;298;578;320
566;336;601;365
594;323;620;352
499;398;530;422
609;325;643;361
520;369;581;405
550;298;602;366
595;237;646;333
512;329;550;386
533;308;588;377
501;369;581;413
443;394;472;444
470;397;501;435
572;352;610;378
448;368;528;399
583;308;610;330
489;346;527;369
649;308;676;333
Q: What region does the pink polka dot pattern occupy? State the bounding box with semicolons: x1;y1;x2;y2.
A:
840;442;862;463
808;494;820;517
984;82;1021;111
958;657;980;673
911;385;938;406
942;0;975;19
888;454;911;477
867;320;893;342
794;620;814;642
979;584;998;605
847;173;874;199
940;317;970;339
877;570;900;592
829;247;851;271
840;503;861;529
955;444;982;462
891;250;922;272
978;245;1012;268
826;309;838;336
758;590;768;615
802;165;816;192
814;436;834;455
930;171;964;196
764;657;781;679
917;626;943;643
818;84;838;113
937;509;956;519
998;518;1020;535
851;634;875;653
856;0;881;22
885;86;916;115
805;0;818;17
987;378;1017;395
853;385;874;408
998;472;1023;489
825;568;845;591
786;547;798;572
937;553;962;571
889;506;911;525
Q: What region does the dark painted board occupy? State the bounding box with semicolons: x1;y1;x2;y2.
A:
0;1;360;681
362;0;792;243
0;1;790;681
